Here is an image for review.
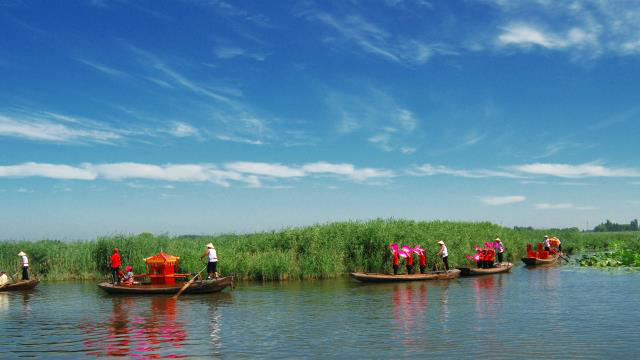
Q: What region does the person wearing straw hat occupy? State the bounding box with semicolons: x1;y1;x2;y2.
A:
495;238;505;263
18;251;29;280
543;235;551;252
200;243;218;279
436;241;449;272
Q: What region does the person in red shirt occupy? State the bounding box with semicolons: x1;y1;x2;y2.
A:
391;251;399;275
418;250;427;274
405;252;414;274
110;248;121;284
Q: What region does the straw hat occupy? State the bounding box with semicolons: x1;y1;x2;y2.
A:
437;241;445;245
206;243;214;248
544;235;549;238
17;251;26;256
495;238;501;242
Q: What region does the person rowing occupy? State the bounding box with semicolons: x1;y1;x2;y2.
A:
496;238;505;264
543;235;551;252
200;243;219;279
18;251;29;280
436;241;449;272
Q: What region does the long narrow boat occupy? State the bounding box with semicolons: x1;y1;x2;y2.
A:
521;255;559;266
0;279;39;292
458;262;513;277
350;269;461;283
97;277;233;295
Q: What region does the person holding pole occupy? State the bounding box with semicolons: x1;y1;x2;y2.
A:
18;251;29;280
436;241;449;272
110;248;121;284
200;243;218;279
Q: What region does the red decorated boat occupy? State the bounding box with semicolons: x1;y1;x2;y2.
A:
97;252;232;295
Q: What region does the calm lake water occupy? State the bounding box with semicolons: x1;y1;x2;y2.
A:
1;265;638;359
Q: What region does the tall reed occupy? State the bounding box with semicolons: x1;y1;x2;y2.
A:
0;219;636;281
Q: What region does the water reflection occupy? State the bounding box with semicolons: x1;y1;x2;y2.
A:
391;283;428;352
82;297;187;358
0;294;8;312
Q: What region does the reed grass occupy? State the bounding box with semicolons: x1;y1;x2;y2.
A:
0;219;637;281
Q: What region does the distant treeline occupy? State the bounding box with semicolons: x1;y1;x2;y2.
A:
593;219;639;232
0;219;638;281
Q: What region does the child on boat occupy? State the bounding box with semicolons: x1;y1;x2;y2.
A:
122;265;138;285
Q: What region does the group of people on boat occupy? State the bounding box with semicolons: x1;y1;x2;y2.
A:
389;241;449;275
107;242;220;285
466;238;506;269
0;251;30;286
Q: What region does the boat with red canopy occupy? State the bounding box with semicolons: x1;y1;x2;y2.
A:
97;251;232;295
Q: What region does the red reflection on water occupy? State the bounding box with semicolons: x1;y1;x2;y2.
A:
80;297;187;358
391;283;427;348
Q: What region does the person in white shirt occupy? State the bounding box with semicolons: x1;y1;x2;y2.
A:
200;243;219;279
436;241;449;272
18;251;29;280
0;271;9;286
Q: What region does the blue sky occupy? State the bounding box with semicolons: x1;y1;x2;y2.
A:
1;0;640;239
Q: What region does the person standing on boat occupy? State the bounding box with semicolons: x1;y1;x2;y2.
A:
496;238;505;263
405;251;414;274
391;251;399;275
436;241;449;272
543;235;551;252
418;249;427;274
200;243;218;279
0;271;9;286
18;251;29;280
557;237;562;253
110;248;121;284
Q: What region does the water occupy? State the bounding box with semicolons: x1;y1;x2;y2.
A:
0;266;639;359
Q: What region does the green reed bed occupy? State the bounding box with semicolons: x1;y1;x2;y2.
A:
0;219;636;281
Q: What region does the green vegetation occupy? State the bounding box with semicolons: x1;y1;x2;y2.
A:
0;219;637;281
579;240;640;268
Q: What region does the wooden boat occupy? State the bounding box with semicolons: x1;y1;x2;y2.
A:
97;277;233;295
350;269;461;283
458;262;513;276
521;254;559;266
0;279;39;292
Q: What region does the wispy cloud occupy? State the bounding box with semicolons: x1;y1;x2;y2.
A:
0;111;123;144
76;58;127;77
490;1;640;57
511;163;640;178
301;10;444;66
409;164;522;178
168;121;199;138
0;161;394;187
328;88;420;154
536;203;597;210
478;195;526;206
214;46;267;61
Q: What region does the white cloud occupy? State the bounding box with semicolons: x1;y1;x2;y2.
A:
303;11;442;66
76;59;127;77
0;113;122;144
215;134;263;145
302;161;395;181
479;195;526;206
0;161;393;187
409;164;522;178
400;146;416;155
169;122;199;138
498;24;559;48
224;162;305;178
536;203;597;210
511;163;640;178
214;46;267;61
17;187;35;193
0;162;97;180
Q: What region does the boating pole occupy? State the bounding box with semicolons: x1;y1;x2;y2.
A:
172;265;207;299
558;253;570;262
